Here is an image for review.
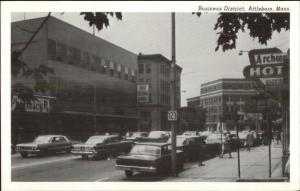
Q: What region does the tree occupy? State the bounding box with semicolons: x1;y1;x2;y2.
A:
193;12;289;51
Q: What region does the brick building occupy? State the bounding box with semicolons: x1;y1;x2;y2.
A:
200;78;258;131
11;16;138;143
136;54;182;131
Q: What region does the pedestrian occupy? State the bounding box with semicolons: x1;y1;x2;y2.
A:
246;130;254;151
220;131;232;158
276;131;281;144
198;144;205;166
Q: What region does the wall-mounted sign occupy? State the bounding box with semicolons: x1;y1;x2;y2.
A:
137;84;149;103
243;48;289;91
12;95;51;113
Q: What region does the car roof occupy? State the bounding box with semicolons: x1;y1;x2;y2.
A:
36;135;65;138
135;142;170;146
89;135;117;138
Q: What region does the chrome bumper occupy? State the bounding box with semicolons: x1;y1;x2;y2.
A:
71;150;96;155
115;164;157;173
16;149;40;153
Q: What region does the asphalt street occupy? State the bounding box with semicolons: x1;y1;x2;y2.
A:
11;153;198;182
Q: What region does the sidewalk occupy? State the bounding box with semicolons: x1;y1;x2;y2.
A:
165;144;287;182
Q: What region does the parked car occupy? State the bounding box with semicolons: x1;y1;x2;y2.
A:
168;135;207;161
71;135;133;159
125;132;149;142
15;135;72;158
115;142;185;178
138;131;170;143
181;131;200;137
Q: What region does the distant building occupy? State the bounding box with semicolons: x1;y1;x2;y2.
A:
178;106;206;132
200;78;258;131
11;16;138;142
187;96;201;107
136;54;182;131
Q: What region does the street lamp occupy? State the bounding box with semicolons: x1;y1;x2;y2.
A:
238;50;249;56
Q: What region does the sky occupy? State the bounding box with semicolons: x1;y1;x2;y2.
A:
12;12;290;106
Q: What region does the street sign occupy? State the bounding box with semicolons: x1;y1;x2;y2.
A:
137;84;149;103
168;110;177;121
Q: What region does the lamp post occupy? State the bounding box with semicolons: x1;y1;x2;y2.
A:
226;100;241;178
234;102;241;178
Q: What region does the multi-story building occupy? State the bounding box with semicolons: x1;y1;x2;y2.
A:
11;16;138;143
178;106;206;132
200;78;258;131
136;54;182;131
187;96;201;107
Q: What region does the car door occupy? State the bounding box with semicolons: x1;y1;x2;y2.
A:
56;136;70;151
49;136;60;152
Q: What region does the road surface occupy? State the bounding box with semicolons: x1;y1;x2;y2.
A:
12;153;198;182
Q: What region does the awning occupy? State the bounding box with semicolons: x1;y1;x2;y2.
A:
56;111;138;120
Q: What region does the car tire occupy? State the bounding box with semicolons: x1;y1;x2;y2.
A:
40;149;47;157
125;170;133;178
177;162;184;173
20;152;28;158
82;155;88;160
65;148;71;154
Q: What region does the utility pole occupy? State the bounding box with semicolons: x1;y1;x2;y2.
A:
92;25;97;134
170;12;177;177
235;103;241;178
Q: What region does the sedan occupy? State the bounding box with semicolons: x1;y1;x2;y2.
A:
71;135;133;159
115;142;185;178
15;135;72;158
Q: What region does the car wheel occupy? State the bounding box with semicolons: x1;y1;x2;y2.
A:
20;152;28;158
125;170;133;178
82;155;88;160
177;162;184;173
40;149;47;157
65;148;71;154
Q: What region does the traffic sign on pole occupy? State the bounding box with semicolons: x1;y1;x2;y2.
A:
168;110;177;121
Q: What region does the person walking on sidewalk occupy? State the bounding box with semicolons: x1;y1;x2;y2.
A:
220;131;232;158
246;130;254;151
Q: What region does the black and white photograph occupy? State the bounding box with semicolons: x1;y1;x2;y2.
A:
1;1;300;191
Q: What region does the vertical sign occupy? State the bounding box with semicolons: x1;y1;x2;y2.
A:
137;84;149;103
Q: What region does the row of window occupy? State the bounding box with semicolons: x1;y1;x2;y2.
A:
48;39;136;82
138;63;151;74
201;95;251;107
201;82;254;94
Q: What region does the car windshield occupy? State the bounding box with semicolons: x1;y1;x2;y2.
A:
131;132;142;137
148;131;166;138
85;136;106;144
176;137;187;146
130;145;161;156
34;136;51;144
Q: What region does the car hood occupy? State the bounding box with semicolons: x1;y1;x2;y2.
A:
73;143;95;147
118;154;159;161
16;142;37;147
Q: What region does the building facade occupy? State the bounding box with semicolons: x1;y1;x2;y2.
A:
136;54;182;131
11;16;138;143
200;78;258;131
187;96;201;107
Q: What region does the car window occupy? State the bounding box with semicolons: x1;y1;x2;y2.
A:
34;136;51;144
86;136;106;144
51;137;59;143
58;136;67;142
130;145;161;156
